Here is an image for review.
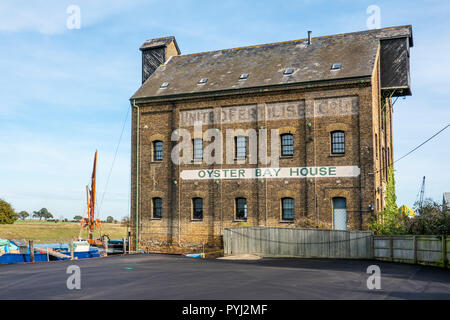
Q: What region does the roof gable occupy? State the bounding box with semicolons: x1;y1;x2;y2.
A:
132;26;412;100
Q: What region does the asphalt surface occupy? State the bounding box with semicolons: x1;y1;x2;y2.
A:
0;254;449;299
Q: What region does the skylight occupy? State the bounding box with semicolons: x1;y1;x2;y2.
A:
331;63;342;70
198;78;208;84
283;68;295;75
239;73;249;80
160;82;170;88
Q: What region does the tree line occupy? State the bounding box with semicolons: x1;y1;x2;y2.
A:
1;199;129;225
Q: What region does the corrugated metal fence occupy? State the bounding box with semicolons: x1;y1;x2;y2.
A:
373;235;449;267
223;227;373;259
223;227;449;267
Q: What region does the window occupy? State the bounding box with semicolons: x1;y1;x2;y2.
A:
153;141;163;161
375;134;378;159
331;63;341;70
235;198;247;220
192;198;203;220
160;82;170;88
235;136;246;159
198;78;208;84
282;198;294;220
239;73;249;80
281;134;294;156
152;198;162;219
193;139;203;160
283;68;295;75
331;131;345;154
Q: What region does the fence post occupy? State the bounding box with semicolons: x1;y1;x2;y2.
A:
70;240;74;261
370;234;375;259
442;235;448;268
389;236;394;262
29;240;34;263
103;237;108;257
413;236;417;264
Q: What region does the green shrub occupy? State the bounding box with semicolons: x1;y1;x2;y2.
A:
0;199;18;224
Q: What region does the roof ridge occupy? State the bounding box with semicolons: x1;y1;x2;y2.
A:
176;25;412;58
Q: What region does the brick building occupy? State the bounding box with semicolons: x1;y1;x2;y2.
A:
130;26;413;253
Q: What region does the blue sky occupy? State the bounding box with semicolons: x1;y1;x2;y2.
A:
0;0;449;220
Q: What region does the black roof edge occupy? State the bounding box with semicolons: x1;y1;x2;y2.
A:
130;75;372;104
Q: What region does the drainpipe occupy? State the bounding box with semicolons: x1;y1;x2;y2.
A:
132;99;140;251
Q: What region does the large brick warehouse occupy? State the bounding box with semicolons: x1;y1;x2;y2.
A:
129;25;413;253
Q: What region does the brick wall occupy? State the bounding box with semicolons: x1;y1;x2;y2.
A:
130;76;388;253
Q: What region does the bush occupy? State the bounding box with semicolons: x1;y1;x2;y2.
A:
0;199;18;224
404;198;449;235
368;166;406;235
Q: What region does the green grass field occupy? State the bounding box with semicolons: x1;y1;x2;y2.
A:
0;221;128;243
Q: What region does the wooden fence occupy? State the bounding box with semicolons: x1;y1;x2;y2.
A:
223;227;449;268
223;227;373;259
373;235;449;267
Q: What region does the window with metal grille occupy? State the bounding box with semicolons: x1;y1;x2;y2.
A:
193;138;203;160
235;136;246;159
153;141;163;161
235;198;247;220
282;198;294;220
331;131;345;154
153;197;162;219
281;134;294;156
192;198;203;220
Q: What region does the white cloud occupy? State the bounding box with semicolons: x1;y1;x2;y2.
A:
0;0;148;34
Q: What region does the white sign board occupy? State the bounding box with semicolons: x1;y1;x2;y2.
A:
180;166;360;180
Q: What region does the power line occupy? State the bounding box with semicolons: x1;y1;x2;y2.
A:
393;123;449;164
374;122;450;174
98;106;130;217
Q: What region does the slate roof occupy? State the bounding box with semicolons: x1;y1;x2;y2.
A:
132;25;412;100
140;36;181;54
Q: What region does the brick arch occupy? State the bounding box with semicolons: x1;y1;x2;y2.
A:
326;123;349;133
278;126;298;135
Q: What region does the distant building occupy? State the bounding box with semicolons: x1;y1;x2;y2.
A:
130;26;413;253
443;193;450;209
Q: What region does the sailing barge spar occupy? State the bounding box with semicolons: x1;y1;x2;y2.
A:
81;151;103;245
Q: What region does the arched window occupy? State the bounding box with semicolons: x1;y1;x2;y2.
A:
235;198;247;220
281;133;294;156
192;198;203;220
152;197;162;219
331;131;345;155
281;198;294;220
153;141;163;161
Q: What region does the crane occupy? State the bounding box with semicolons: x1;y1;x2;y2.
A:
416;176;425;213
